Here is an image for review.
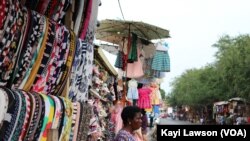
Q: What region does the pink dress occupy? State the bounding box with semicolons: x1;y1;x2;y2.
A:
126;48;144;78
137;88;152;109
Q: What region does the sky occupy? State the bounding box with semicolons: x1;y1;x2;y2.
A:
97;0;250;94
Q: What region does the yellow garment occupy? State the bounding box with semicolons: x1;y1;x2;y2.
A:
150;83;160;105
145;108;152;112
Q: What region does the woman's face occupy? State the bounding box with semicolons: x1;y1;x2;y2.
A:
130;112;142;130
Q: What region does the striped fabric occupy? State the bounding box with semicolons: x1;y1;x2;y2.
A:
151;50;170;72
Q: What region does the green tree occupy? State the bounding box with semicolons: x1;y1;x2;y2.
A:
160;89;166;100
214;34;250;100
168;34;250;109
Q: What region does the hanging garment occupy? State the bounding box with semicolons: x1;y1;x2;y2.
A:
150;83;161;105
143;58;154;77
74;0;86;36
77;40;93;101
151;50;170;72
128;33;138;62
127;79;139;100
151;41;170;72
114;50;124;69
79;0;93;39
0;89;8;129
126;48;144;78
18;91;31;141
137;87;152;109
77;102;92;141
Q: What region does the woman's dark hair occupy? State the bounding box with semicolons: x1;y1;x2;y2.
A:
121;106;141;125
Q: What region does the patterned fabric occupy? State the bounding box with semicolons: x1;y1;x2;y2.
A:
72;102;81;141
77;102;92;141
50;95;62;130
151;50;170;72
0;0;7;29
24;92;41;140
0;87;18;140
12;10;45;88
76;40;93;101
55;30;76;96
18;91;31;140
0;87;86;141
39;94;55;141
22;17;48;91
24;0;70;23
33;94;45;140
114;129;136;141
0;1;28;86
69;39;88;101
0;88;8;128
70;102;78;140
31;19;56;92
1;89;19;140
114;51;124;69
59;97;73;141
10;91;26;141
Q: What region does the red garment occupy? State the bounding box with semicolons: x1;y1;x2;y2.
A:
137;88;152;109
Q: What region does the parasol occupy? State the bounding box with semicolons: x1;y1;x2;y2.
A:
96;19;170;44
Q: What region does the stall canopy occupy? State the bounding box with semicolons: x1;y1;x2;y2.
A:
96;19;170;44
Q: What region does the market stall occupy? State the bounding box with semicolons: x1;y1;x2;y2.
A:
0;0;108;140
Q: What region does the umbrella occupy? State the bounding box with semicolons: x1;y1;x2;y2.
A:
95;19;170;44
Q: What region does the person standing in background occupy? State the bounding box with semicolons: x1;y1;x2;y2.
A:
149;112;154;128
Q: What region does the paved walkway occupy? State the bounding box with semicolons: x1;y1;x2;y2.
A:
146;126;157;141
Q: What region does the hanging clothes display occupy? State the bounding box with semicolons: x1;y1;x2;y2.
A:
0;0;105;140
151;42;170;72
0;1;76;96
0;0;147;140
0;87;88;141
22;0;71;23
